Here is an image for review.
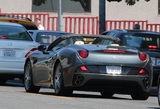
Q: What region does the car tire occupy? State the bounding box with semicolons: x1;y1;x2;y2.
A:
158;75;160;105
131;91;150;100
54;63;73;96
100;91;114;98
0;77;7;85
24;61;40;93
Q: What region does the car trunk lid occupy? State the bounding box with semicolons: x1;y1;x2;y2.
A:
0;40;39;59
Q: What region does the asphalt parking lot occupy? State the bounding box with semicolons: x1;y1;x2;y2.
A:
5;79;158;97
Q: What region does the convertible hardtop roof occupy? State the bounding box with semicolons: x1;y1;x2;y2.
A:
47;34;121;51
60;34;120;41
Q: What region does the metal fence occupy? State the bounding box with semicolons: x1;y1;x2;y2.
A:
1;12;160;34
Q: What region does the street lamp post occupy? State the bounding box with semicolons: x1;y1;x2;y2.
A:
99;0;122;34
58;0;63;31
99;0;106;34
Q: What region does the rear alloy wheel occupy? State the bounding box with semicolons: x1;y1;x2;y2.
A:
100;91;114;98
24;61;40;93
54;63;73;96
131;91;150;100
158;75;160;105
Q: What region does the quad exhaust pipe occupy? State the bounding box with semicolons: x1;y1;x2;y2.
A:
143;78;149;88
74;75;84;85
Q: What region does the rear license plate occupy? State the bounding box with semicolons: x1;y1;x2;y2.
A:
106;66;121;74
3;50;16;57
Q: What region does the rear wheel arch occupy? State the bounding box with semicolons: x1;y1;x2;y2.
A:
24;58;31;69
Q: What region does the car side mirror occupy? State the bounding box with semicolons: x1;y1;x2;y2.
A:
38;45;47;51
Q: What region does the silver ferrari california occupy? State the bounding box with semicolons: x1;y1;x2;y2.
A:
24;34;153;100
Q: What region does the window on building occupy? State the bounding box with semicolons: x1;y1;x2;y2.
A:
32;0;91;13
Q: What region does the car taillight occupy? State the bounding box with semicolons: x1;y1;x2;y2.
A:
139;69;145;74
1;36;7;39
80;66;88;71
139;52;147;61
78;50;88;58
25;48;37;57
138;68;148;75
148;45;157;49
9;20;18;23
103;50;125;53
76;65;90;73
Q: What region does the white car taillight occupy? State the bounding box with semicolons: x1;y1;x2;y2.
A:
25;48;37;57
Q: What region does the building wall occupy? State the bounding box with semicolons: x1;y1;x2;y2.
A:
0;0;32;12
0;0;159;23
106;0;159;23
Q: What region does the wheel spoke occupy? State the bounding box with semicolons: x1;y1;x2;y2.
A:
158;84;160;102
54;65;62;93
24;64;31;90
55;80;60;91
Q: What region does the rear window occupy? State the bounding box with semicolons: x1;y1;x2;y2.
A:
22;24;38;30
121;33;160;48
36;32;70;44
0;26;33;41
92;38;119;45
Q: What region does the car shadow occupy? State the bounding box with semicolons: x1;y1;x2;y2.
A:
2;80;159;100
38;91;132;100
150;86;158;97
3;79;24;87
147;107;160;109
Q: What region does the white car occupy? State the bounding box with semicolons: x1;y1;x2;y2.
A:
0;22;39;84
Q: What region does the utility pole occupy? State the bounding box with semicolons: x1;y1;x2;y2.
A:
99;0;122;34
58;0;63;31
99;0;106;34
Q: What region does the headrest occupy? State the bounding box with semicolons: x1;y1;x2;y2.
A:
74;41;84;45
110;44;119;46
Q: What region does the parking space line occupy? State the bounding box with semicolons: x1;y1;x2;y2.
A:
0;88;73;100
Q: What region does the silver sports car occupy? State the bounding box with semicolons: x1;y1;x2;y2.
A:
24;34;153;100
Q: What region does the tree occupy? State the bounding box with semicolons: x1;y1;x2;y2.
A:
70;0;90;11
33;0;47;6
125;0;150;6
33;0;151;6
33;0;90;11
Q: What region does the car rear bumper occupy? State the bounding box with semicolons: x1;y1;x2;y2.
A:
0;60;24;74
65;73;151;93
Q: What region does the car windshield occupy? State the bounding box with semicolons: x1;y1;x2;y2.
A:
121;33;160;48
36;32;70;44
92;37;119;45
0;26;33;41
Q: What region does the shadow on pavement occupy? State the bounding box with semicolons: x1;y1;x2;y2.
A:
2;79;159;99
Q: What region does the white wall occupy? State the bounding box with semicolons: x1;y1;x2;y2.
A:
106;0;160;23
0;0;32;12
